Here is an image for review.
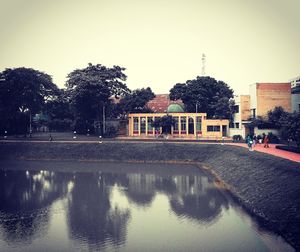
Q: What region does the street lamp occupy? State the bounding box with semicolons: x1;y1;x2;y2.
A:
29;112;32;138
195;102;199;140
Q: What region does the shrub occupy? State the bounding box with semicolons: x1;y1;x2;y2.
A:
267;132;279;143
105;125;117;138
232;135;243;141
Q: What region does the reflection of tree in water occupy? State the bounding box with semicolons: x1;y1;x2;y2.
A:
0;170;69;244
169;175;229;224
67;172;130;250
115;172;228;225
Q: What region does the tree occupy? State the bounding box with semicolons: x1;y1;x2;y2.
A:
66;63;130;134
152;115;175;134
0;67;59;134
169;76;234;119
280;112;300;147
267;106;288;129
119;87;155;113
44;89;73;131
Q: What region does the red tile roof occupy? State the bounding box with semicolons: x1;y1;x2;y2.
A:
146;94;184;113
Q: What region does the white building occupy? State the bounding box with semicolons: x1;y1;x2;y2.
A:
291;76;300;113
228;95;251;138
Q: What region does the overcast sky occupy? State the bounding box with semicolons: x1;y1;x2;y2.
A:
0;0;299;95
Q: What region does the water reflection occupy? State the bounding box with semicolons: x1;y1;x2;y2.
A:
67;172;131;249
0;164;294;251
0;170;69;244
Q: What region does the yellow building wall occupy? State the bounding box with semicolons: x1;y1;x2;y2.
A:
128;113;229;139
256;83;291;116
240;95;251;121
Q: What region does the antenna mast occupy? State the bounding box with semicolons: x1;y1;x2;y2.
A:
201;53;206;76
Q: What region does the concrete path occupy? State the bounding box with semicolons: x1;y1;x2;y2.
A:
228;142;300;163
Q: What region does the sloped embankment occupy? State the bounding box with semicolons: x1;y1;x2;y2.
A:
0;141;300;249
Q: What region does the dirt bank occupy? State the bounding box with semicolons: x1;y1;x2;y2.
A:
0;141;300;249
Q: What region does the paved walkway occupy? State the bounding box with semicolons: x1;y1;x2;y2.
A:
227;142;300;163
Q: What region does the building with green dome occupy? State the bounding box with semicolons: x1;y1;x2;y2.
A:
127;94;229;139
166;104;184;113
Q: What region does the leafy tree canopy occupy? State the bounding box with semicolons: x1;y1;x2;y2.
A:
280;112;300;147
152;115;175;134
66;63;130;121
119;87;155;113
0;67;59;134
267;106;289;129
44;89;73;121
169;76;234;119
66;63;129;98
0;67;59;114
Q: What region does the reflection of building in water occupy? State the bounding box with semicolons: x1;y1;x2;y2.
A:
125;173;156;206
120;172;228;225
172;175;210;196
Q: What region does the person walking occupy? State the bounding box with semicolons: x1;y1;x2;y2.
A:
254;134;258;147
263;134;269;148
246;135;253;151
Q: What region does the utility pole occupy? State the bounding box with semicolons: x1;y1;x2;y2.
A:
196;102;198;140
102;104;106;136
29;111;32;138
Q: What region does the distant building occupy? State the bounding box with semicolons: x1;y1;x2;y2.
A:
291;76;300;90
229;82;292;138
128;94;229;139
229;95;251;138
249;82;291;118
291;76;300;112
146;94;183;113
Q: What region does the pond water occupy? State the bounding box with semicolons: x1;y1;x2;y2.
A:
0;161;294;252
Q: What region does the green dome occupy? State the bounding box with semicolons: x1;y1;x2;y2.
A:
167;103;184;113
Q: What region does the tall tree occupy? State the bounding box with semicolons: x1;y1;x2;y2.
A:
44;89;73;131
280;112;300;147
267;106;288;129
119;87;155;113
66;63;130;133
169;76;234;119
0;67;58;134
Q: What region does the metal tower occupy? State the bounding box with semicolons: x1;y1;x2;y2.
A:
201;53;206;76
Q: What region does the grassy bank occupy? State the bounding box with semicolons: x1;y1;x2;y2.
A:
0;141;300;249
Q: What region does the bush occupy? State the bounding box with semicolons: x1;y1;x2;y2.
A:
104;125;117;138
49;119;72;132
276;145;300;154
267;132;279;144
232;135;243;141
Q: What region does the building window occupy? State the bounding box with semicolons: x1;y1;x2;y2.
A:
181;117;186;134
229;122;234;128
233;105;239;113
251;109;256;118
147;117;153;133
173;117;179;133
133;117;139;133
140;117;146;134
196;116;202;132
207;125;220;132
235;122;240;129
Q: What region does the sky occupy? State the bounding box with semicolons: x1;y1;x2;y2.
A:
0;0;299;95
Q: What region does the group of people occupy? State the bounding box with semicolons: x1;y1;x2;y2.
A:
246;133;269;151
